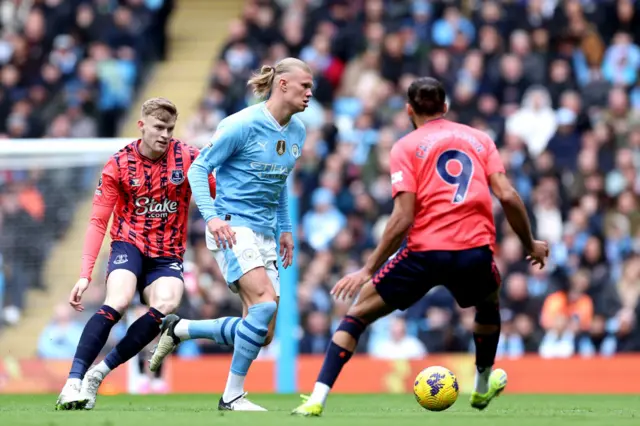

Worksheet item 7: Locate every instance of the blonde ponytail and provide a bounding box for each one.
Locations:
[247,58,312,100]
[247,65,276,99]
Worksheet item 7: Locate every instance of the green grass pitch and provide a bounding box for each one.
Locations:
[1,394,639,426]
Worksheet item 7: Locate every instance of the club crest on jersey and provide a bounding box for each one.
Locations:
[131,178,141,187]
[276,139,286,155]
[170,169,185,185]
[291,144,300,158]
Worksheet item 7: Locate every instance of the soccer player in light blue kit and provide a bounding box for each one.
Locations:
[148,57,313,411]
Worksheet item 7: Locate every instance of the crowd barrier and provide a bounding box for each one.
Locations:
[1,354,639,394]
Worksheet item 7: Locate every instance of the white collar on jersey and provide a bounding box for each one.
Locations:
[261,102,291,132]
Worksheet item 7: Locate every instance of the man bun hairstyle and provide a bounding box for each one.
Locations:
[247,57,312,99]
[407,77,446,116]
[247,65,277,99]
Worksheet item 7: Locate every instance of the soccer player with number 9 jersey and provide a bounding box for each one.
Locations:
[292,77,550,417]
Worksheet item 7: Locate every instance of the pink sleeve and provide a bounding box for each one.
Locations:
[192,147,216,198]
[485,136,506,177]
[389,142,417,197]
[208,174,216,198]
[80,160,118,281]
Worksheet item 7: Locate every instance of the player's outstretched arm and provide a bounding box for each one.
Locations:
[332,192,415,300]
[489,172,533,251]
[363,192,415,275]
[489,172,548,267]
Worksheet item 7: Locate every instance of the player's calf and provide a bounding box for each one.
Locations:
[291,315,368,417]
[150,298,278,373]
[225,301,277,396]
[57,271,137,410]
[262,297,279,347]
[472,299,501,395]
[78,277,181,409]
[295,281,393,416]
[77,307,167,409]
[56,304,122,410]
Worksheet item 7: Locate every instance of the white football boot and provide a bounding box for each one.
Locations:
[149,314,181,372]
[78,366,105,409]
[218,393,267,411]
[55,379,85,410]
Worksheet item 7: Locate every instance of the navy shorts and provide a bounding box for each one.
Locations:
[106,241,184,302]
[372,245,501,310]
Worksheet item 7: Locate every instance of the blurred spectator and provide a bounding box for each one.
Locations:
[538,314,576,359]
[302,187,346,251]
[370,316,426,359]
[37,303,84,359]
[169,0,640,357]
[505,86,557,158]
[21,0,640,357]
[299,310,332,354]
[0,0,175,329]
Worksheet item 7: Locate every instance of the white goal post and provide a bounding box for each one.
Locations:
[0,138,134,170]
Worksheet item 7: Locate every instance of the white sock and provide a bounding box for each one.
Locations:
[309,382,331,406]
[66,378,81,389]
[222,372,245,402]
[474,367,491,394]
[173,319,191,340]
[93,360,112,378]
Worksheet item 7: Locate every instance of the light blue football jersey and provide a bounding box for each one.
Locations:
[188,102,306,237]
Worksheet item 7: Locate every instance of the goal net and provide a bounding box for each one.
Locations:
[0,138,130,327]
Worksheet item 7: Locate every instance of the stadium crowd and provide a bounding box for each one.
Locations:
[6,0,640,363]
[0,0,174,328]
[178,0,640,359]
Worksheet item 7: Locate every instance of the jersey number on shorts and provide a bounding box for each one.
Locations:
[436,150,473,204]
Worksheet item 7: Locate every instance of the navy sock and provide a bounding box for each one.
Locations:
[474,304,501,369]
[69,305,121,379]
[104,308,165,370]
[473,329,500,369]
[317,341,353,388]
[316,315,367,388]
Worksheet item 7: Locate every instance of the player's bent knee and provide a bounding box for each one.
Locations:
[152,299,180,316]
[336,315,368,341]
[103,297,131,314]
[104,270,137,313]
[147,277,184,315]
[253,300,277,319]
[238,267,277,305]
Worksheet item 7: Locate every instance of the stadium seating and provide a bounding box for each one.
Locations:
[183,0,640,357]
[3,0,640,360]
[0,0,173,329]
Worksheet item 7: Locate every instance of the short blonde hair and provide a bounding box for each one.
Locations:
[141,97,178,121]
[247,57,312,99]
